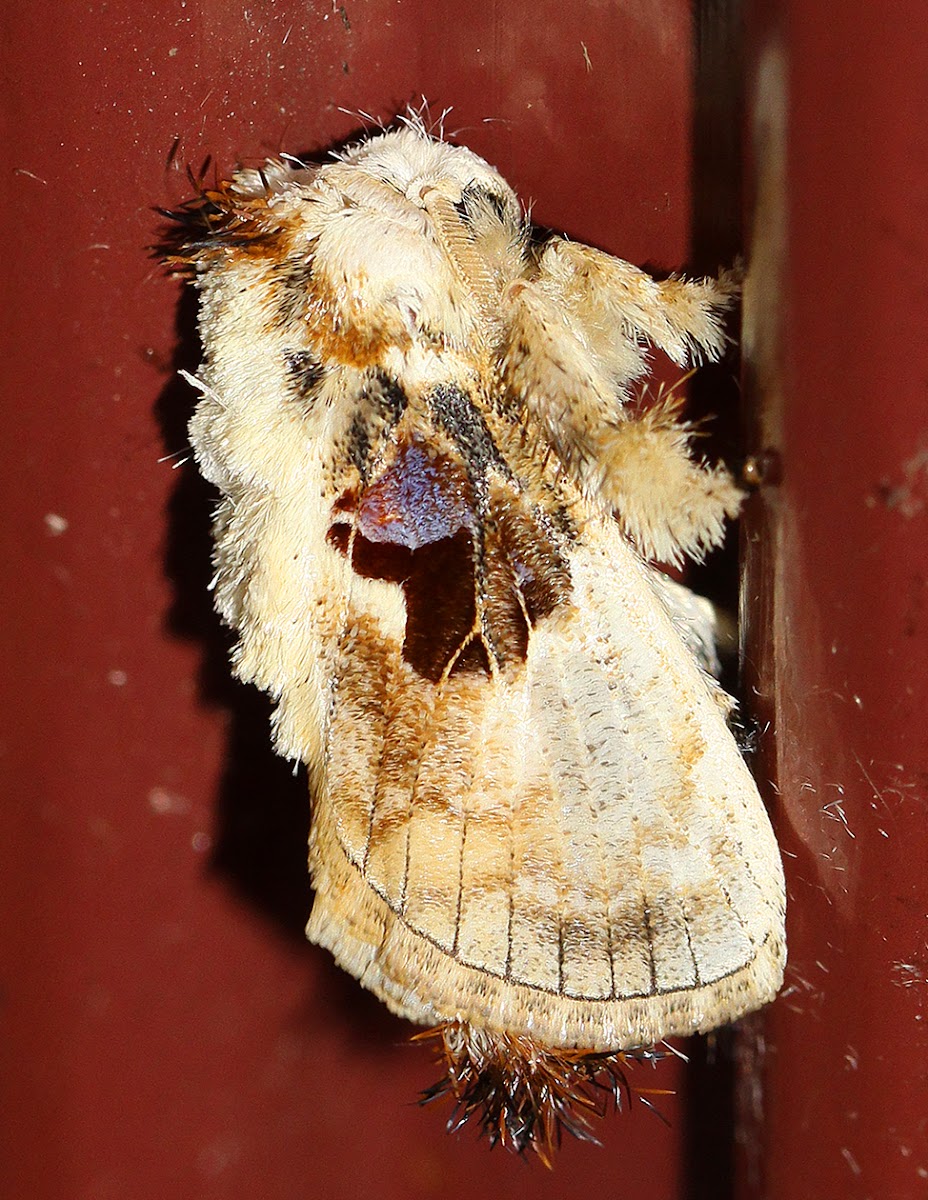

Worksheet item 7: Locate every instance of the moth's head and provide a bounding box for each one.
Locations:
[338,126,521,225]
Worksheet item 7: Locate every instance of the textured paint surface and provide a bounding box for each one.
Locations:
[0,1,711,1197]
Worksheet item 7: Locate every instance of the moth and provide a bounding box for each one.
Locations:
[167,117,786,1159]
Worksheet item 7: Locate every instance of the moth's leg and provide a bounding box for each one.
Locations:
[502,281,743,565]
[525,241,742,564]
[534,239,740,371]
[500,277,721,567]
[501,278,620,491]
[594,389,744,564]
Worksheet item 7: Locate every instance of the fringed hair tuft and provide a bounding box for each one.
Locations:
[416,1021,667,1167]
[158,165,295,271]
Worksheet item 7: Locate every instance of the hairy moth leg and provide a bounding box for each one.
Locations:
[501,279,620,485]
[535,239,740,372]
[505,242,742,563]
[540,241,744,563]
[597,387,745,565]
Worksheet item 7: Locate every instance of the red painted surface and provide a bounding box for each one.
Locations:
[0,3,726,1198]
[740,1,928,1197]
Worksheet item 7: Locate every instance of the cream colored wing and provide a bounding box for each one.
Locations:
[307,507,785,1053]
[178,122,782,1057]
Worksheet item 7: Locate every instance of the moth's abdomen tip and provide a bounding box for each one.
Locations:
[415,1020,665,1163]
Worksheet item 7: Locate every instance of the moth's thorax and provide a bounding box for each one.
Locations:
[226,133,524,365]
[337,127,518,217]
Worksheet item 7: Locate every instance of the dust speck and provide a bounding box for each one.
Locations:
[148,787,190,815]
[44,513,69,536]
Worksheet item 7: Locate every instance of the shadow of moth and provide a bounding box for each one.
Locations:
[167,117,785,1159]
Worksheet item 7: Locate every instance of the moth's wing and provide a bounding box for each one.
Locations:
[649,573,726,679]
[307,503,785,1052]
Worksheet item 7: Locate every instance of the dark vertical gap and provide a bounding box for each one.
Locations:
[688,0,745,618]
[685,3,744,1199]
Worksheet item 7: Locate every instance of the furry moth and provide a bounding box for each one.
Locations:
[167,119,786,1158]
